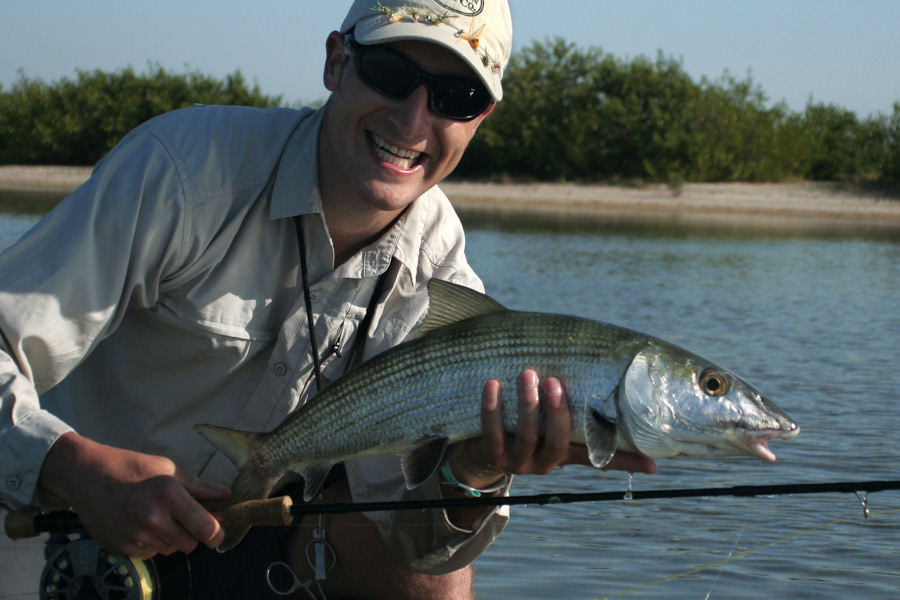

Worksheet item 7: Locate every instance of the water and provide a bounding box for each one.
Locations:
[1,203,899,598]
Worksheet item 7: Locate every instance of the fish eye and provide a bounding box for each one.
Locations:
[699,369,729,397]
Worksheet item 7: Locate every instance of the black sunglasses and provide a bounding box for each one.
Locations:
[343,35,494,122]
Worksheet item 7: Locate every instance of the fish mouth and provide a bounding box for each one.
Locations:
[736,423,800,462]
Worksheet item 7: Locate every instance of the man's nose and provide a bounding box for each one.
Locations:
[388,84,432,132]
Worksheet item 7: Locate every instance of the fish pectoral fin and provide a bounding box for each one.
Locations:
[300,463,334,503]
[401,438,449,489]
[585,409,617,469]
[419,280,507,336]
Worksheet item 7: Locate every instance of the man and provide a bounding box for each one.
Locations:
[0,1,654,598]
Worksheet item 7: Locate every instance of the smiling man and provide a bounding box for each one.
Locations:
[318,7,502,266]
[0,1,654,599]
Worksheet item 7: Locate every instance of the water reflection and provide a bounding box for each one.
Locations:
[0,189,67,216]
[458,206,900,242]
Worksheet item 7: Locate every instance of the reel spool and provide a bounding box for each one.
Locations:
[40,538,157,600]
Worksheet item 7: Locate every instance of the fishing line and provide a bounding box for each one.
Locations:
[701,515,749,600]
[593,506,900,600]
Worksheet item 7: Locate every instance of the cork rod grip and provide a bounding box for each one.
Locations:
[208,495,294,528]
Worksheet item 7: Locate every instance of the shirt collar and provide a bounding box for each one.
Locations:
[269,106,324,221]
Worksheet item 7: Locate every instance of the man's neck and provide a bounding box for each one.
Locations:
[323,202,405,266]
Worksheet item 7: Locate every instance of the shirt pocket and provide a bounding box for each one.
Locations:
[156,292,284,342]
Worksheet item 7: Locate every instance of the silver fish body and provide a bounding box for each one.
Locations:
[197,280,798,550]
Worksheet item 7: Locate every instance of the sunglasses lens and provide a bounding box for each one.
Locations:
[429,79,493,121]
[358,48,420,98]
[352,40,492,121]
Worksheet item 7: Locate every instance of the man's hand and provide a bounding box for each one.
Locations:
[451,369,657,491]
[38,432,231,559]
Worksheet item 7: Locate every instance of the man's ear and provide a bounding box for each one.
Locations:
[323,31,348,92]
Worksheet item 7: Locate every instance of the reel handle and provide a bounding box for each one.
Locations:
[5,495,294,539]
[4,507,43,539]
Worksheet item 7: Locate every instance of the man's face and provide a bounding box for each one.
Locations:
[319,32,493,216]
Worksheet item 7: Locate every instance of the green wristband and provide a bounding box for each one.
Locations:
[440,462,509,498]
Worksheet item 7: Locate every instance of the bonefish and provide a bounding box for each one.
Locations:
[197,279,799,551]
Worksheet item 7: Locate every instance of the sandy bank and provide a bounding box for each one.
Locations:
[2,165,899,228]
[441,181,900,228]
[0,166,94,192]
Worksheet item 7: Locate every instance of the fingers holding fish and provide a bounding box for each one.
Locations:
[442,379,512,494]
[479,378,506,466]
[480,371,653,477]
[509,369,543,470]
[505,370,573,474]
[473,369,580,477]
[532,374,574,474]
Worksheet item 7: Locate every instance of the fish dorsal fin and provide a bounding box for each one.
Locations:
[419,280,507,336]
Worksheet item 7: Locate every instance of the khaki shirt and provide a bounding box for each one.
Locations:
[0,105,507,572]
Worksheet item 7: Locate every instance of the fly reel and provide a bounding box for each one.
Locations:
[40,537,157,600]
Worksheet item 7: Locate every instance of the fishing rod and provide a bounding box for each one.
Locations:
[277,477,900,516]
[7,478,900,540]
[6,479,898,600]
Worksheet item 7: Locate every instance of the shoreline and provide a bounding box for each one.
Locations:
[441,181,900,229]
[2,165,900,228]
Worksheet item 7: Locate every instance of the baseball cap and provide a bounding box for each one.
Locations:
[340,0,513,101]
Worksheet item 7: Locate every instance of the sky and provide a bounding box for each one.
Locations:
[2,0,899,118]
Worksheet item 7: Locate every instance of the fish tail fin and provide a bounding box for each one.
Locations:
[194,424,259,470]
[194,424,277,552]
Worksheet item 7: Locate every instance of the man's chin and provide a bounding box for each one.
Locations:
[363,177,432,212]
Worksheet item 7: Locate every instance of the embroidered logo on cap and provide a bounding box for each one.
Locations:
[435,0,484,17]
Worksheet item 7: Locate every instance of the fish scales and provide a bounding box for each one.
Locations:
[264,312,642,468]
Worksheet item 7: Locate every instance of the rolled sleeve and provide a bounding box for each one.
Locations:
[346,456,510,575]
[396,476,511,574]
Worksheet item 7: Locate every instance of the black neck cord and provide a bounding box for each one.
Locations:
[293,216,390,391]
[295,216,325,392]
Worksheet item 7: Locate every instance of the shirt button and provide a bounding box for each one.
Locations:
[6,475,21,491]
[273,362,288,377]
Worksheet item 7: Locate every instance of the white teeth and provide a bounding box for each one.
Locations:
[371,133,422,169]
